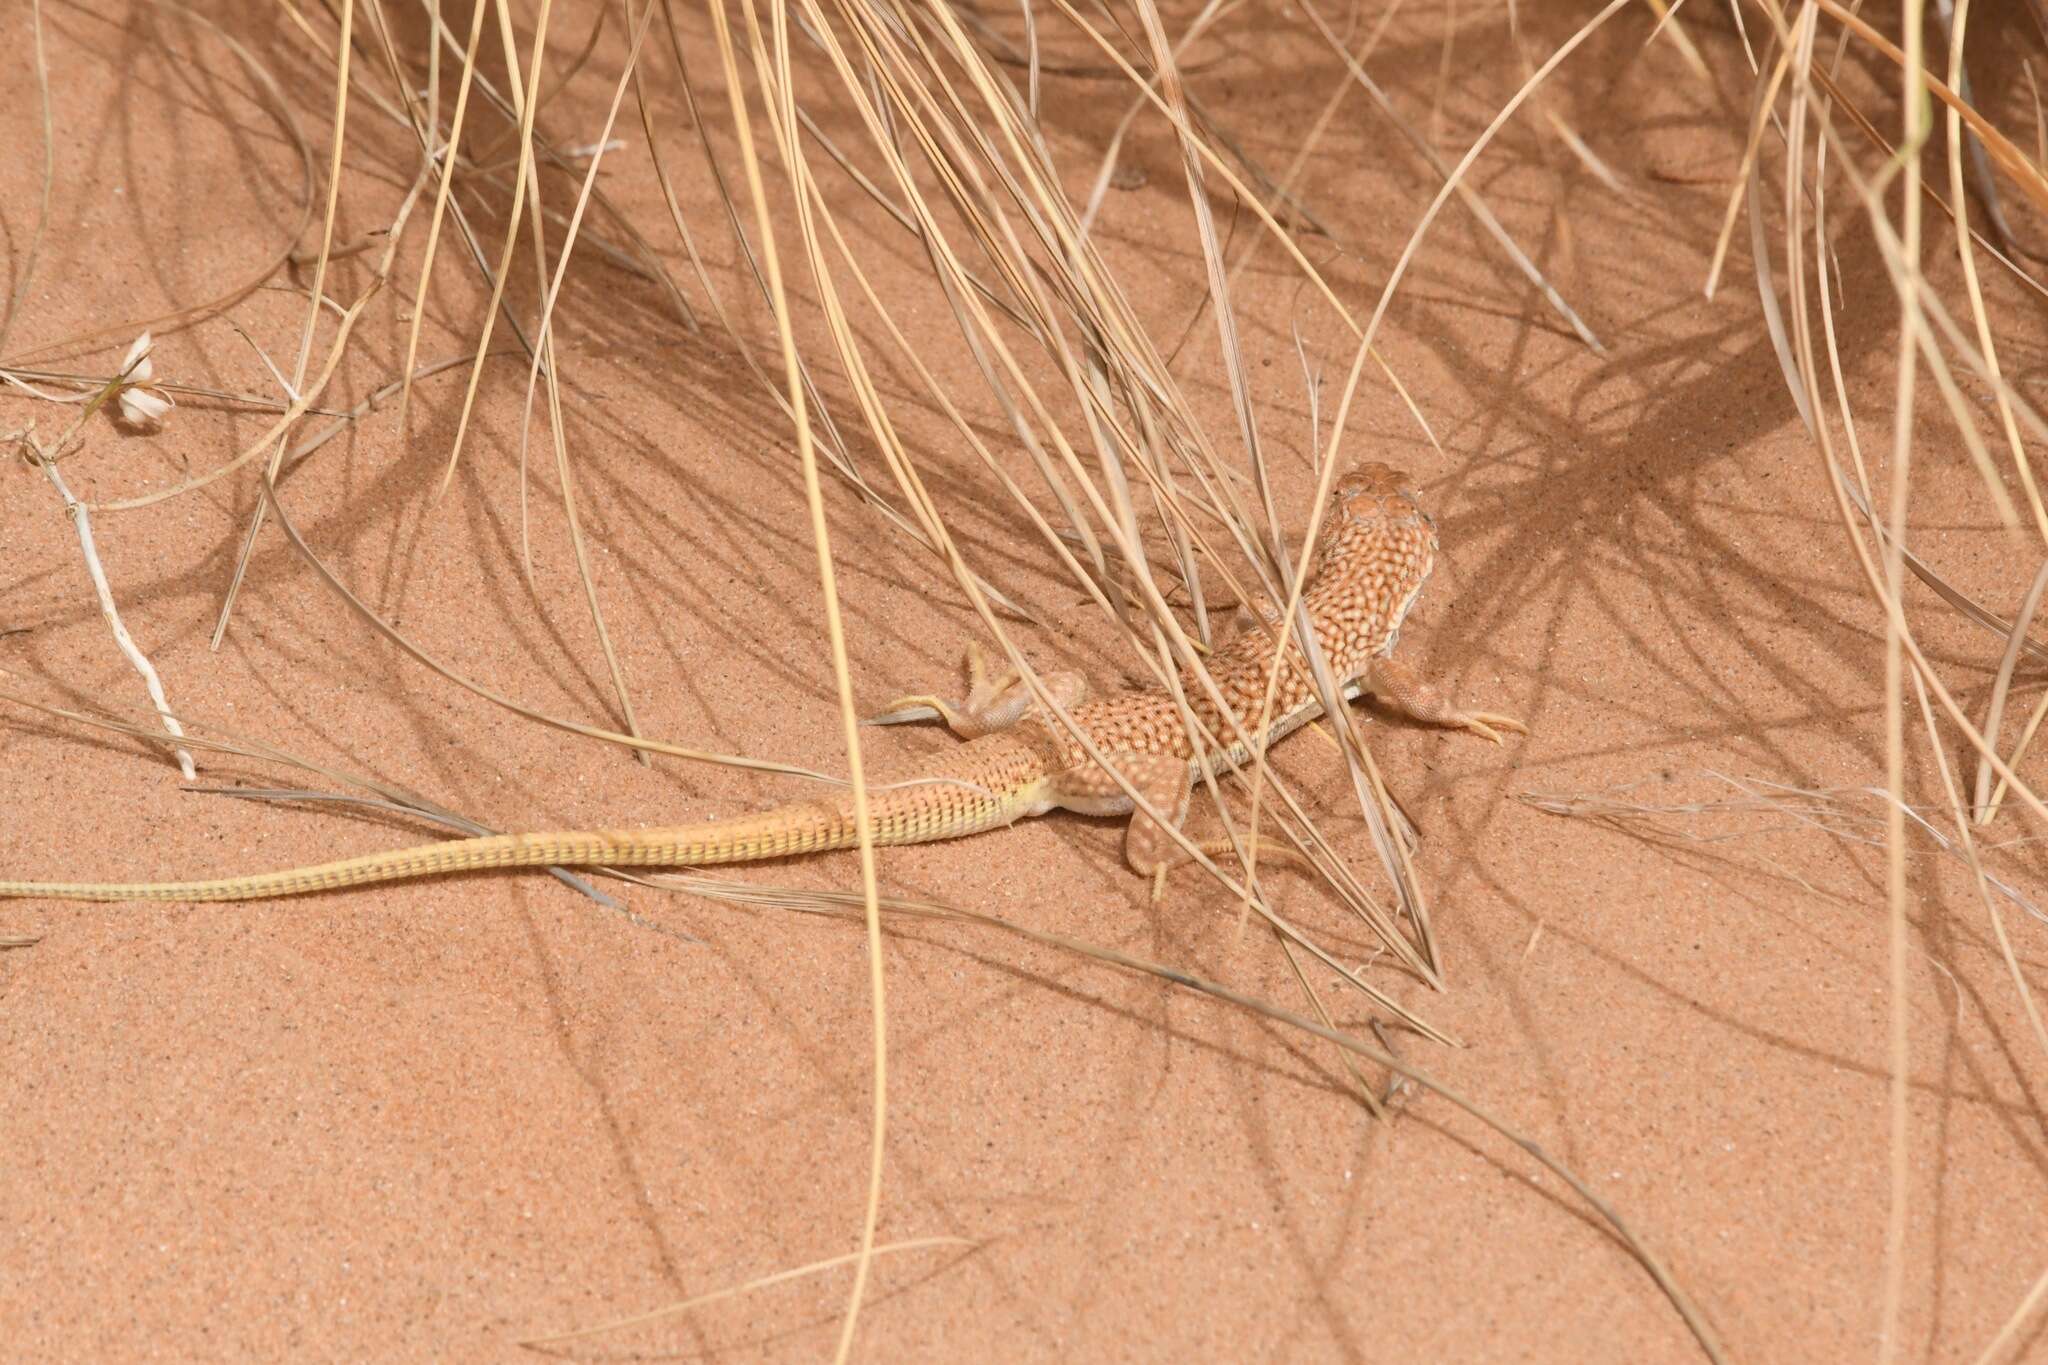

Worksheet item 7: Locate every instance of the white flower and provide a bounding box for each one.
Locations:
[119,332,154,383]
[119,385,172,427]
[113,333,173,429]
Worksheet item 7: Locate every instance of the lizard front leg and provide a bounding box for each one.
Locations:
[1365,655,1527,745]
[867,639,1087,739]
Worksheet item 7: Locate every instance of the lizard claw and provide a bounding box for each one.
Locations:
[867,642,1026,733]
[1455,712,1528,745]
[872,644,1090,740]
[864,695,959,728]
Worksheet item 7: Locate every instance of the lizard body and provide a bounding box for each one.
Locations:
[0,462,1521,903]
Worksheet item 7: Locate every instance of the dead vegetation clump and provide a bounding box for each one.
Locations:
[4,0,2048,1359]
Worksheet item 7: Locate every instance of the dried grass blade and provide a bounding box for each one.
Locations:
[1971,561,2048,821]
[705,0,890,1353]
[705,881,1726,1364]
[519,1236,971,1346]
[207,0,362,649]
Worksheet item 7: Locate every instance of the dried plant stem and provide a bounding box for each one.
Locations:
[715,883,1728,1365]
[0,0,53,361]
[435,0,558,497]
[519,1235,970,1346]
[398,0,489,428]
[1944,0,2048,546]
[1972,561,2048,821]
[207,0,357,651]
[35,459,195,781]
[706,0,888,1356]
[1975,1261,2048,1365]
[1879,1,1930,1356]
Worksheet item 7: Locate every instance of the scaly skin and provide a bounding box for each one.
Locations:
[0,462,1522,903]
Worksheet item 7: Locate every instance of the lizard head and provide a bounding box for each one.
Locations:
[1331,460,1413,500]
[1328,461,1428,532]
[1316,457,1437,586]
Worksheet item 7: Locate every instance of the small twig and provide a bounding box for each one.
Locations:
[1521,773,2047,926]
[1369,1019,1413,1111]
[0,364,337,415]
[520,1236,972,1346]
[28,447,196,780]
[0,0,54,361]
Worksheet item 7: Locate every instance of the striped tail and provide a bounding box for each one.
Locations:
[0,762,1044,903]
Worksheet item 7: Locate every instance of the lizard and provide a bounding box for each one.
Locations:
[0,461,1523,904]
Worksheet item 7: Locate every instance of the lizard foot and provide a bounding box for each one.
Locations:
[1150,836,1315,904]
[1449,711,1528,746]
[1365,656,1527,746]
[866,640,1086,739]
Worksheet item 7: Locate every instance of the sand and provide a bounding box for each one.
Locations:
[4,2,2046,1359]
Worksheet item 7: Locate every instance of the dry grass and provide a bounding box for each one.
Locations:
[6,0,2048,1358]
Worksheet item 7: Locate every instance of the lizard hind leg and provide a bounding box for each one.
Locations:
[1043,749,1197,893]
[867,639,1087,739]
[1052,753,1308,904]
[1365,655,1528,745]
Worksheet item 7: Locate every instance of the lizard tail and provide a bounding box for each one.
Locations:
[0,777,1036,904]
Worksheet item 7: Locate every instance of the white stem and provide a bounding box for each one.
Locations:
[40,459,196,781]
